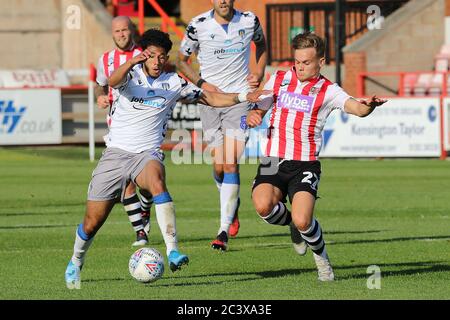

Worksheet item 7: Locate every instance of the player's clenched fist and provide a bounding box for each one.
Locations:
[129,49,152,66]
[97,95,110,109]
[246,109,264,128]
[246,73,262,91]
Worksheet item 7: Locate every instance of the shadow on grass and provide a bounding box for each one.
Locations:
[0,203,85,217]
[83,260,449,287]
[331,235,450,246]
[181,229,387,244]
[0,224,75,230]
[9,146,104,161]
[223,234,450,252]
[335,263,450,281]
[0,211,77,218]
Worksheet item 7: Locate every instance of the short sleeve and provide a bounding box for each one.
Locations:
[114,73,132,92]
[326,83,352,112]
[179,21,199,57]
[96,55,108,86]
[252,15,265,43]
[254,73,276,111]
[178,75,203,103]
[112,66,137,91]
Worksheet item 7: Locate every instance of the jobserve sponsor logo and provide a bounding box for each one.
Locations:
[214,42,245,59]
[131,96,167,110]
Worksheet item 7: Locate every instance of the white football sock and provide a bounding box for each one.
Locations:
[214,172,223,192]
[71,224,94,267]
[218,173,240,235]
[154,192,178,256]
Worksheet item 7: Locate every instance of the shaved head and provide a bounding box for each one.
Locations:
[112,16,132,30]
[111,16,134,51]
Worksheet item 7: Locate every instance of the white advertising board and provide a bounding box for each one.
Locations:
[444,98,450,151]
[320,98,441,157]
[0,69,70,88]
[0,89,62,145]
[168,102,202,130]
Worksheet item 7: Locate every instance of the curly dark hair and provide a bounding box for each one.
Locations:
[138,29,173,53]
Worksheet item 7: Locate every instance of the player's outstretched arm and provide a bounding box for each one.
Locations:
[197,90,272,108]
[344,95,388,117]
[108,49,151,88]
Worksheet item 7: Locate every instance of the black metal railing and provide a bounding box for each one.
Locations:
[266,0,409,65]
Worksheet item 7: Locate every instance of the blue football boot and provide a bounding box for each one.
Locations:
[168,250,189,272]
[65,260,81,289]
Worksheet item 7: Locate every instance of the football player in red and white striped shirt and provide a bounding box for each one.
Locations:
[247,32,386,281]
[94,16,152,247]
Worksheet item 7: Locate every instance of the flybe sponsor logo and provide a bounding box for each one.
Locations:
[0,100,26,134]
[0,99,56,136]
[277,91,314,113]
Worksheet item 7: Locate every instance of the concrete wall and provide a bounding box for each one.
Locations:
[61,0,113,73]
[0,0,62,69]
[0,0,113,80]
[343,0,445,96]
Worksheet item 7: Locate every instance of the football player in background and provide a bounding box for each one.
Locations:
[177,0,267,251]
[95,16,153,246]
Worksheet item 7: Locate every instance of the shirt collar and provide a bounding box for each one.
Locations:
[211,9,237,22]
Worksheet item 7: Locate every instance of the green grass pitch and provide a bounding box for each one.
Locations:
[0,147,449,300]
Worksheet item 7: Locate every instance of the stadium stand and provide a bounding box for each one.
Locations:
[0,0,447,157]
[403,73,418,96]
[398,45,450,97]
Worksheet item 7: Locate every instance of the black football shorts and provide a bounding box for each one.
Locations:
[252,157,321,203]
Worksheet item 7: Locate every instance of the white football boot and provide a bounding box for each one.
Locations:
[289,221,307,256]
[132,230,148,247]
[313,252,335,281]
